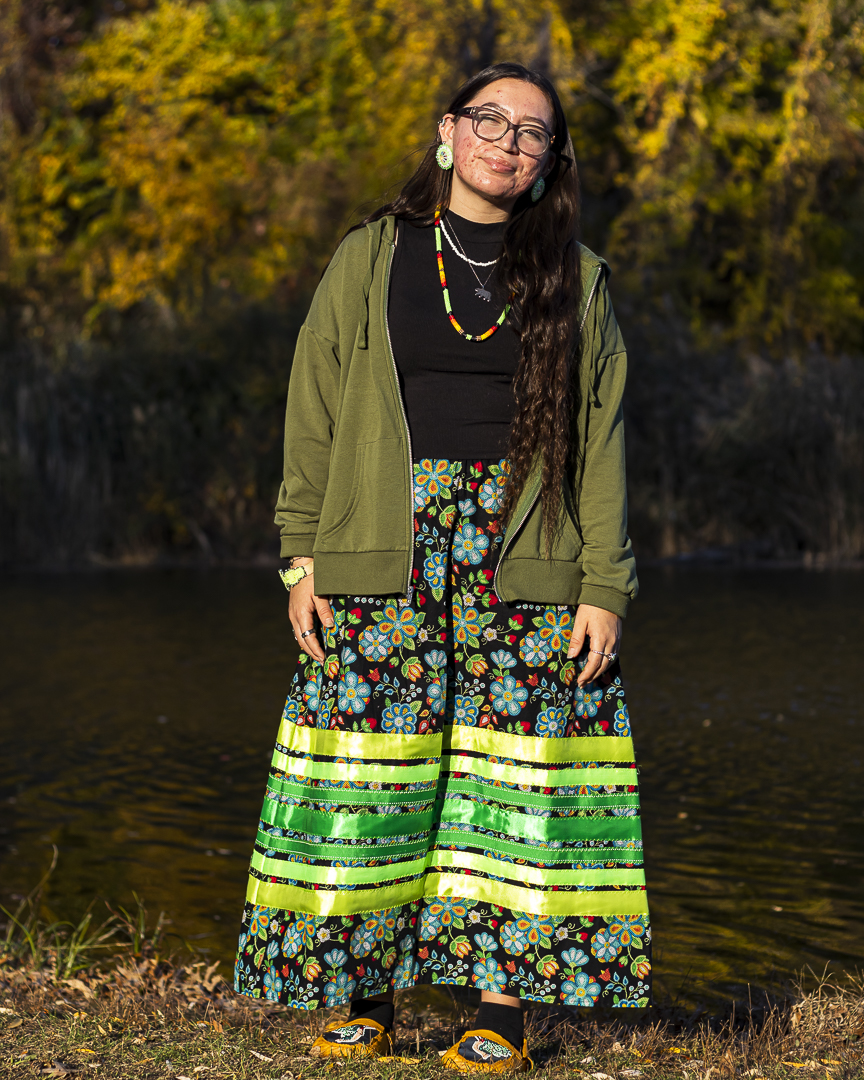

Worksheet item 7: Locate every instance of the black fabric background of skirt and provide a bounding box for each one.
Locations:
[234,458,651,1009]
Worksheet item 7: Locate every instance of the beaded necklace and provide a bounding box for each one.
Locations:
[434,205,511,341]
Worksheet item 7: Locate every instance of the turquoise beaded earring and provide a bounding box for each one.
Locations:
[531,176,545,203]
[436,143,454,170]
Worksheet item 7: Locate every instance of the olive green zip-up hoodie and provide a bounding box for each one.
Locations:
[275,215,637,617]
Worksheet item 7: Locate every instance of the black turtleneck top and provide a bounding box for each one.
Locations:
[387,211,520,460]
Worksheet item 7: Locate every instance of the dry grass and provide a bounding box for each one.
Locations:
[2,872,863,1079]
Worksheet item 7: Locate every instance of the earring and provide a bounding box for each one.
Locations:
[531,176,546,203]
[436,143,454,171]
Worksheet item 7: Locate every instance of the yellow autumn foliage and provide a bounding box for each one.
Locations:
[2,0,863,352]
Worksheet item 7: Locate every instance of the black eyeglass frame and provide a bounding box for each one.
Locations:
[450,106,556,159]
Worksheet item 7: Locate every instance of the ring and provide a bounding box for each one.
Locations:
[300,629,316,639]
[590,649,618,662]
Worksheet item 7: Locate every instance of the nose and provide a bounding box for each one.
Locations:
[494,129,518,153]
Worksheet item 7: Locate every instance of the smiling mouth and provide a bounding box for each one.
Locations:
[482,156,516,174]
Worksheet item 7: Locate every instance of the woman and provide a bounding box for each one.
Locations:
[234,62,650,1072]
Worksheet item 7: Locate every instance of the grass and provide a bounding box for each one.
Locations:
[2,868,863,1079]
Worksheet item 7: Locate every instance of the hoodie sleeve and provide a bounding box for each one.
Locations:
[274,323,341,558]
[575,272,638,617]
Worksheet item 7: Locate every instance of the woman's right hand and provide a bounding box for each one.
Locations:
[288,558,335,663]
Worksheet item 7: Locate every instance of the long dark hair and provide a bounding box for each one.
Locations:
[357,62,581,554]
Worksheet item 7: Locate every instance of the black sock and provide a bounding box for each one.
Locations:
[347,996,395,1032]
[472,1000,524,1050]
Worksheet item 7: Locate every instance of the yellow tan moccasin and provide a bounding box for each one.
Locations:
[309,1017,393,1059]
[440,1029,534,1073]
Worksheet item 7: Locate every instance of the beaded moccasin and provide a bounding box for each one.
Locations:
[440,1029,534,1073]
[308,1017,394,1059]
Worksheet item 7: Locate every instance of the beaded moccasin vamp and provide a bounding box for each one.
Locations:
[309,1017,393,1058]
[441,1029,534,1073]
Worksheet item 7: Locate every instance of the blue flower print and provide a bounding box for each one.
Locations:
[315,698,333,728]
[536,607,573,651]
[341,646,358,665]
[574,685,604,718]
[424,649,447,669]
[536,707,567,738]
[519,631,551,666]
[323,970,356,1006]
[281,924,303,958]
[358,626,391,661]
[591,928,622,962]
[419,908,442,941]
[453,695,479,726]
[472,956,507,991]
[423,551,447,591]
[303,677,320,711]
[561,971,601,1005]
[500,922,529,955]
[473,932,497,951]
[282,696,302,724]
[458,498,477,517]
[263,966,283,1000]
[490,674,529,716]
[614,702,631,735]
[478,474,506,512]
[426,678,446,715]
[561,948,589,967]
[393,951,419,988]
[413,459,454,507]
[322,948,349,968]
[453,523,489,565]
[381,702,418,733]
[338,671,371,714]
[489,649,517,669]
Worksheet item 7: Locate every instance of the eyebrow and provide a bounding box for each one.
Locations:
[476,102,551,130]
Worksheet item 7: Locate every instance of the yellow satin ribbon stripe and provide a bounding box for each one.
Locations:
[428,872,650,917]
[442,756,638,789]
[246,870,649,918]
[444,727,636,764]
[250,845,646,889]
[277,719,444,762]
[271,752,439,784]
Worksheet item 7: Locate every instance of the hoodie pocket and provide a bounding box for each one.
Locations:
[316,438,407,551]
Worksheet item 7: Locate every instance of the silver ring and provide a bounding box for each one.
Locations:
[300,629,315,639]
[590,649,618,662]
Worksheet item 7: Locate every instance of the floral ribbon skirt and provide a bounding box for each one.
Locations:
[234,458,651,1009]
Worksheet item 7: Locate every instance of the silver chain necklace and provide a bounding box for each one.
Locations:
[444,215,500,302]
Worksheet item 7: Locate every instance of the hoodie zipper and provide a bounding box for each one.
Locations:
[492,264,603,601]
[382,237,416,602]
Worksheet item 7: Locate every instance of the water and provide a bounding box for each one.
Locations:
[1,567,862,1009]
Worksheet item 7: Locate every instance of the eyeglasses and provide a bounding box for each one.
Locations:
[452,106,554,158]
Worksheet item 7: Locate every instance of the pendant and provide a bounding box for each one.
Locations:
[475,288,491,302]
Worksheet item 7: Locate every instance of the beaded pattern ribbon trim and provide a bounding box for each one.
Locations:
[434,206,511,341]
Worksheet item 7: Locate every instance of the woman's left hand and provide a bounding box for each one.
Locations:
[567,604,622,687]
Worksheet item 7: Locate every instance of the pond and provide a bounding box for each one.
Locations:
[1,566,862,1011]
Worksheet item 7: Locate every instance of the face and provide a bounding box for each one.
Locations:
[439,78,556,212]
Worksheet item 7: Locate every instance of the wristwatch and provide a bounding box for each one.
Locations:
[279,561,313,591]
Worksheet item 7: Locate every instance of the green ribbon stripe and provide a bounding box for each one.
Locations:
[266,776,436,807]
[256,832,429,860]
[439,799,642,844]
[251,845,646,888]
[443,778,639,810]
[271,753,439,784]
[442,756,637,789]
[260,796,435,839]
[247,871,649,918]
[433,830,644,864]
